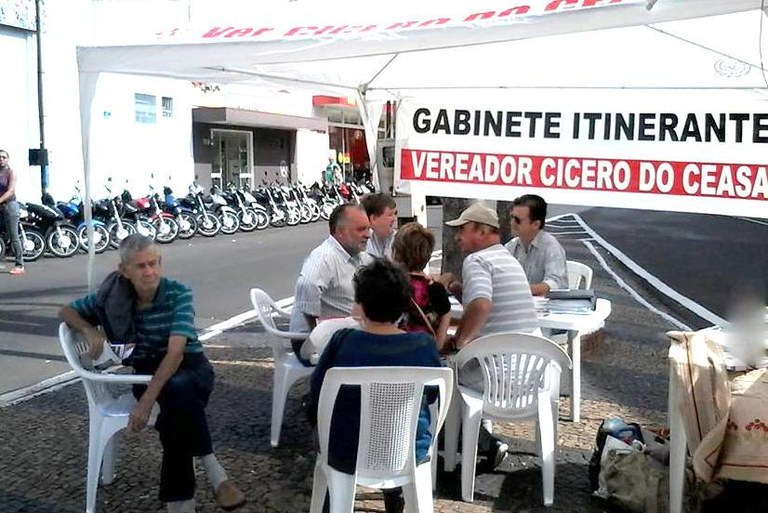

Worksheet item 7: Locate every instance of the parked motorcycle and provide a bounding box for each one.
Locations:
[163,186,198,239]
[181,184,221,237]
[25,198,79,258]
[0,203,46,262]
[52,185,111,254]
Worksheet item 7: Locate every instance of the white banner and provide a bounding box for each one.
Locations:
[395,91,768,218]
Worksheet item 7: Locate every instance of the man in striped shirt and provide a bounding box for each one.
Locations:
[60,235,244,513]
[444,203,539,468]
[289,205,373,362]
[446,203,539,348]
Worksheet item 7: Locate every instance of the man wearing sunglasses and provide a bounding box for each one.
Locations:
[505,194,567,296]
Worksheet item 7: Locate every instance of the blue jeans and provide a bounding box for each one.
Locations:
[133,352,215,502]
[2,200,23,267]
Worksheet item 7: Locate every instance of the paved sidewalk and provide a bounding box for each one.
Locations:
[0,240,699,512]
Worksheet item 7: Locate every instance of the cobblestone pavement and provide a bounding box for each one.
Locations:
[0,240,743,513]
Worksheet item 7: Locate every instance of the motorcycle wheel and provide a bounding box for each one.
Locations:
[196,213,221,237]
[286,207,301,226]
[310,204,322,223]
[78,224,110,254]
[21,228,45,262]
[320,202,335,220]
[270,211,287,228]
[135,219,157,240]
[177,213,198,239]
[218,211,240,235]
[107,220,137,249]
[153,216,179,244]
[46,225,80,258]
[0,237,5,259]
[254,208,270,230]
[299,205,312,224]
[238,208,259,232]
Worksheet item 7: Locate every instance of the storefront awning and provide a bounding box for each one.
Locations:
[193,107,327,132]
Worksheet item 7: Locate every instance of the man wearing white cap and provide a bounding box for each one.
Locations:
[445,203,538,347]
[443,202,539,467]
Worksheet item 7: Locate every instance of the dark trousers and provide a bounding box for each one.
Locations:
[133,352,215,502]
[2,201,23,267]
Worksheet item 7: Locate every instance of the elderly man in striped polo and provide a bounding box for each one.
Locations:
[60,234,244,513]
[289,204,373,363]
[443,203,539,469]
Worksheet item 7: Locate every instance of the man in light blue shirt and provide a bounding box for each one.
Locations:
[505,194,567,296]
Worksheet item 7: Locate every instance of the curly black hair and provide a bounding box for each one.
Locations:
[353,258,412,322]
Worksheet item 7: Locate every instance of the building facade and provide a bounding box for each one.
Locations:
[1,0,373,207]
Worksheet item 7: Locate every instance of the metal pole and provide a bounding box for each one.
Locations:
[35,0,48,192]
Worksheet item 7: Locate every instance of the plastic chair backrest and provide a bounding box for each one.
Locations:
[317,366,453,482]
[566,260,593,290]
[58,322,114,414]
[249,288,307,358]
[453,333,572,419]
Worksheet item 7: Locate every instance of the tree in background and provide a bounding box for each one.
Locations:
[440,197,471,277]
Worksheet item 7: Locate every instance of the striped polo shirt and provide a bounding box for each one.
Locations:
[462,243,539,337]
[70,277,201,354]
[289,236,373,333]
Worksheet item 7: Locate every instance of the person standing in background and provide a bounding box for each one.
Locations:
[0,150,25,275]
[362,192,397,259]
[323,153,342,186]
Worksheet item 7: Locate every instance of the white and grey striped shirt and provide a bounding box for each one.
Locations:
[289,236,373,333]
[462,244,539,338]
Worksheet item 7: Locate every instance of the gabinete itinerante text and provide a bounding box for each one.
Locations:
[411,108,768,144]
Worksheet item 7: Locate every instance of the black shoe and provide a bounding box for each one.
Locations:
[490,440,509,469]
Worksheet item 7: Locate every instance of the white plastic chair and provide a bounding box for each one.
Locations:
[59,322,156,513]
[309,366,453,513]
[444,333,572,505]
[249,287,312,447]
[566,260,593,290]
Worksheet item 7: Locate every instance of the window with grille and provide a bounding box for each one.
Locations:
[162,96,174,118]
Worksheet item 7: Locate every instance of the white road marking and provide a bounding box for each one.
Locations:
[582,240,691,331]
[0,371,78,409]
[736,216,768,227]
[572,213,727,327]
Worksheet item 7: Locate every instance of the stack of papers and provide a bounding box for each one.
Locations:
[548,299,595,314]
[533,297,549,313]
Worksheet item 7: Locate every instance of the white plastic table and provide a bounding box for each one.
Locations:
[450,297,611,422]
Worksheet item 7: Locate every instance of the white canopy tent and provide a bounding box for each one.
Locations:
[76,0,768,283]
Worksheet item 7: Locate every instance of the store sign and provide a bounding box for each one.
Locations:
[0,0,37,31]
[395,92,768,218]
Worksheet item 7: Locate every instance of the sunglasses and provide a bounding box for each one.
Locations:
[512,215,527,224]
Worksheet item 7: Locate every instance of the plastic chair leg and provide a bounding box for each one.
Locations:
[413,462,435,513]
[460,400,483,503]
[537,391,555,506]
[443,393,461,472]
[309,460,328,513]
[270,364,292,447]
[100,434,118,485]
[86,418,108,513]
[326,467,357,513]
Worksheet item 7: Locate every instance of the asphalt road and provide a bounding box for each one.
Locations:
[0,222,328,395]
[1,205,765,397]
